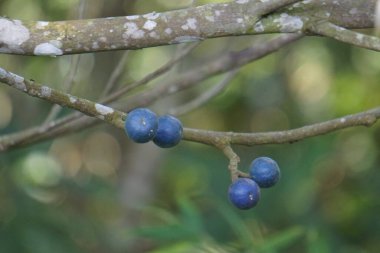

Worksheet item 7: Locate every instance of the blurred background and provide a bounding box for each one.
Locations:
[0,0,380,252]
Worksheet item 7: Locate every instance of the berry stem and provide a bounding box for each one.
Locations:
[219,145,249,182]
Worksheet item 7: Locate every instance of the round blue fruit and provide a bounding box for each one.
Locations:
[228,178,260,210]
[124,108,158,143]
[153,115,183,148]
[249,157,280,188]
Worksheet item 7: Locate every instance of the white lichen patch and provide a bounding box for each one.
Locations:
[36,21,49,29]
[123,22,145,39]
[49,40,62,48]
[0,18,30,52]
[143,20,157,30]
[14,81,27,92]
[205,16,215,22]
[274,13,303,32]
[165,28,173,35]
[356,33,364,42]
[187,18,197,30]
[34,42,63,56]
[143,12,160,20]
[95,103,114,115]
[236,0,248,3]
[92,42,99,49]
[9,72,26,91]
[98,36,107,43]
[40,85,52,97]
[149,31,159,39]
[181,18,197,31]
[254,21,264,32]
[126,15,140,20]
[68,95,77,104]
[236,18,243,23]
[215,10,221,16]
[10,72,24,84]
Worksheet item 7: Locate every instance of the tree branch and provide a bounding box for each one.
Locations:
[310,22,380,52]
[0,67,126,130]
[0,0,375,56]
[0,67,379,153]
[182,108,380,146]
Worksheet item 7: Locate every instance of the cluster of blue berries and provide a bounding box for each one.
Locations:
[124,108,183,148]
[228,157,280,210]
[125,108,279,210]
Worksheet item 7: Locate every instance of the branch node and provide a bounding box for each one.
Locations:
[218,144,249,182]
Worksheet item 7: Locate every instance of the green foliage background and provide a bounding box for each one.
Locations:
[0,0,380,252]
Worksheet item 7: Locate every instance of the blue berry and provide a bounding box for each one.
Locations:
[249,157,280,188]
[124,108,158,143]
[228,178,260,210]
[153,115,183,148]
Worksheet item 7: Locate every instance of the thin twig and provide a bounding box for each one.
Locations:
[43,0,87,123]
[0,67,125,130]
[310,22,380,51]
[123,34,303,111]
[169,70,238,116]
[100,51,130,97]
[43,55,81,123]
[103,42,199,104]
[183,108,380,146]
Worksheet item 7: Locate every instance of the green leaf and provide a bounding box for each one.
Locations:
[307,228,332,253]
[258,226,304,253]
[216,201,257,249]
[178,197,203,235]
